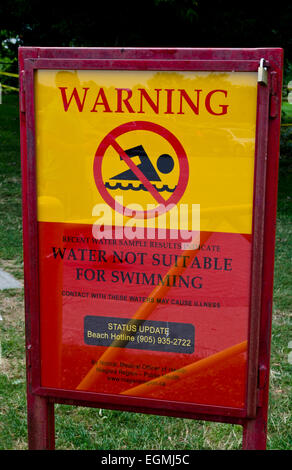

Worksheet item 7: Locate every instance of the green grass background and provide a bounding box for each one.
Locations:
[0,93,291,450]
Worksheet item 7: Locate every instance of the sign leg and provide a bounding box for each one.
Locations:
[27,393,55,450]
[242,409,268,450]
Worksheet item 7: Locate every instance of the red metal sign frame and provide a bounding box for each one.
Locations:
[19,47,283,450]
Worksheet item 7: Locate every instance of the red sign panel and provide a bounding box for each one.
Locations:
[19,47,283,449]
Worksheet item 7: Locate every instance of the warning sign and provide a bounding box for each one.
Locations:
[31,66,259,409]
[20,47,283,450]
[35,69,257,236]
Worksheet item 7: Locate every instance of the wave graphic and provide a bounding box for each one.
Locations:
[105,182,177,193]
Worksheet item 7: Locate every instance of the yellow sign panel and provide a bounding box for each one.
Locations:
[35,69,257,234]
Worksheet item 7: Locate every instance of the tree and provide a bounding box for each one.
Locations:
[0,0,291,65]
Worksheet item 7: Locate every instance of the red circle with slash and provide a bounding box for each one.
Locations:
[93,121,189,219]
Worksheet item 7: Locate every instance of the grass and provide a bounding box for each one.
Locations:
[0,92,22,268]
[282,102,292,124]
[0,93,291,450]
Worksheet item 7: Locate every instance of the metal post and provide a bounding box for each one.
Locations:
[27,392,55,450]
[242,412,268,450]
[242,371,269,450]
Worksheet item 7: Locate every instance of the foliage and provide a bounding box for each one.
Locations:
[0,0,291,65]
[279,126,292,174]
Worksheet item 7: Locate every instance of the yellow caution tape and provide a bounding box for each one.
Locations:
[0,71,19,78]
[1,83,19,91]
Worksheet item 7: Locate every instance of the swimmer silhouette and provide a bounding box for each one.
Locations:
[110,145,174,181]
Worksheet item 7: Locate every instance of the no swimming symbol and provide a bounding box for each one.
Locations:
[93,121,189,218]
